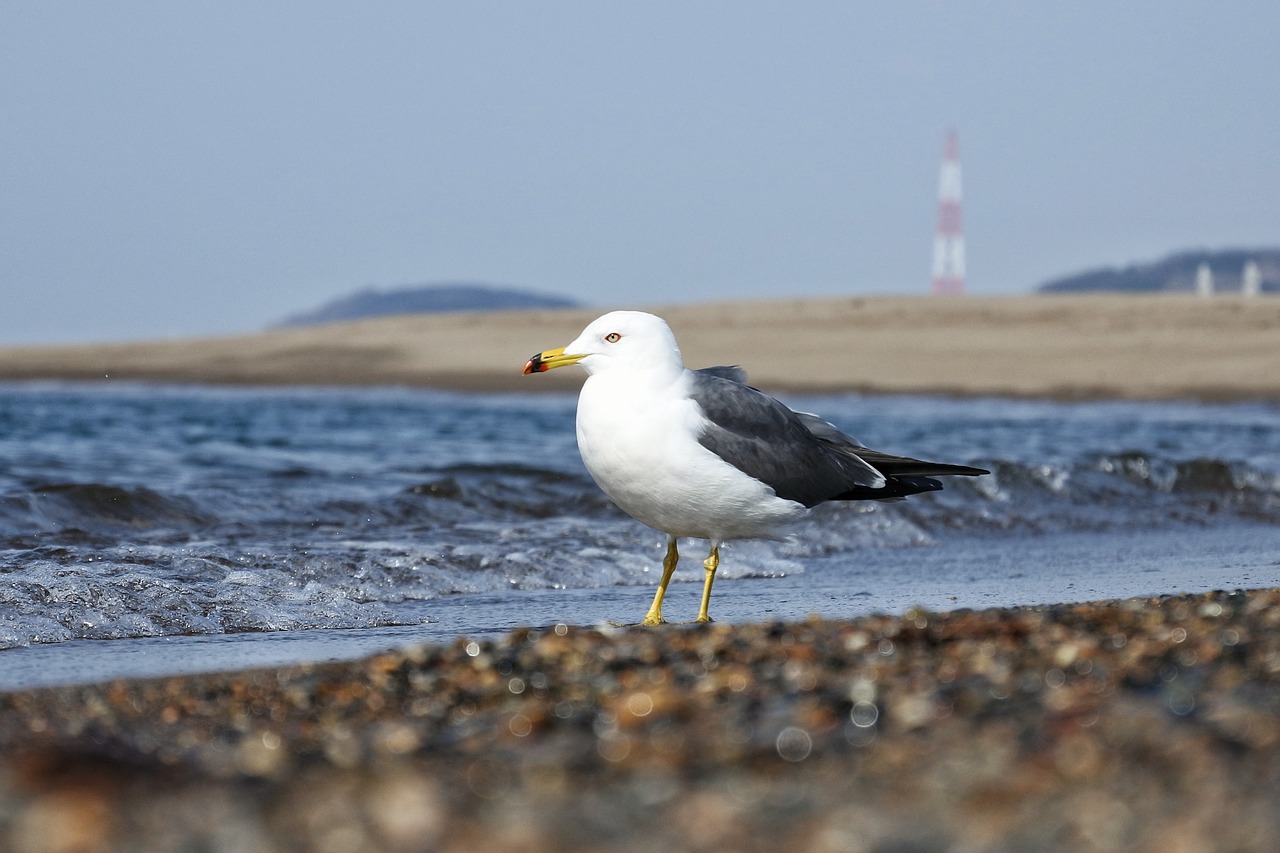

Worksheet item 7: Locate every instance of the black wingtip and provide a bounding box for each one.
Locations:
[830,475,944,502]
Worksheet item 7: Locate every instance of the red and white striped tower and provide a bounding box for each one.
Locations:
[931,130,966,295]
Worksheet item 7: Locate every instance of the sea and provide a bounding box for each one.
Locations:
[1,382,1278,690]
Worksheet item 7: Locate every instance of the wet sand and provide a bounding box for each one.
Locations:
[4,588,1280,851]
[2,294,1279,400]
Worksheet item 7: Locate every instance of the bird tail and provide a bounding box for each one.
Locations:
[849,448,990,479]
[828,449,988,502]
[832,474,945,502]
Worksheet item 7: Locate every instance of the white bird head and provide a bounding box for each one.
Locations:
[522,311,684,378]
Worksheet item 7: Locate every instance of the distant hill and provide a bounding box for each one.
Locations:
[1038,248,1280,294]
[274,283,580,328]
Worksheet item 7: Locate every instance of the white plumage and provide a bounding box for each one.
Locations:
[568,316,806,543]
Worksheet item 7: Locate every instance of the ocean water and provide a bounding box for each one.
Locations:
[1,382,1278,689]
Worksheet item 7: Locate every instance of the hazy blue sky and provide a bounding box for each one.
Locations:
[3,2,1277,344]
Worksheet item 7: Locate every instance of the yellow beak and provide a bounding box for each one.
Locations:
[522,346,585,375]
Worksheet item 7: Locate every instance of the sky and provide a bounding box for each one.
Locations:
[2,2,1278,345]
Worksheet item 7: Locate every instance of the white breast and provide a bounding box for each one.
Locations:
[574,369,806,541]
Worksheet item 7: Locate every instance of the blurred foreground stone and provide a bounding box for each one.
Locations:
[4,588,1280,852]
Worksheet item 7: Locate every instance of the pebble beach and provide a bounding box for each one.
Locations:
[5,587,1280,852]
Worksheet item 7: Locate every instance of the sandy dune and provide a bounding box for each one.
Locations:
[2,294,1278,400]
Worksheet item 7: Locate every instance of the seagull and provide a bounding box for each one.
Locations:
[522,310,989,625]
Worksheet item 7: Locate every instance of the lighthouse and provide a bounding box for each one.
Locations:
[931,130,966,295]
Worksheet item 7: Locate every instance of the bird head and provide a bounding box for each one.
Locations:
[522,311,684,378]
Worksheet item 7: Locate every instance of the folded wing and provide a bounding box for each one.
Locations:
[689,367,988,507]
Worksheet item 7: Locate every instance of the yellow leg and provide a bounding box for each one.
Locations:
[641,538,679,626]
[695,543,720,623]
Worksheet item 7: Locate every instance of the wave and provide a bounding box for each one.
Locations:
[5,483,215,534]
[0,454,1276,649]
[6,453,1275,538]
[917,453,1280,533]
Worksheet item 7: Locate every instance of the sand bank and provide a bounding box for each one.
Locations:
[2,588,1278,851]
[2,294,1278,400]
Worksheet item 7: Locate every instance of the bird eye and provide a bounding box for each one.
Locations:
[604,332,621,343]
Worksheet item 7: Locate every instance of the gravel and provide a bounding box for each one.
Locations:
[4,588,1280,852]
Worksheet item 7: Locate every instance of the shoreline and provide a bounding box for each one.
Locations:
[1,294,1278,401]
[4,294,1280,848]
[3,586,1280,850]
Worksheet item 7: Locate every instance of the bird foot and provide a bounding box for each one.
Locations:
[640,612,666,627]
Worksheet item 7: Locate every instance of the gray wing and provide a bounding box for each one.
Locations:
[696,368,868,449]
[791,411,867,449]
[686,370,887,507]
